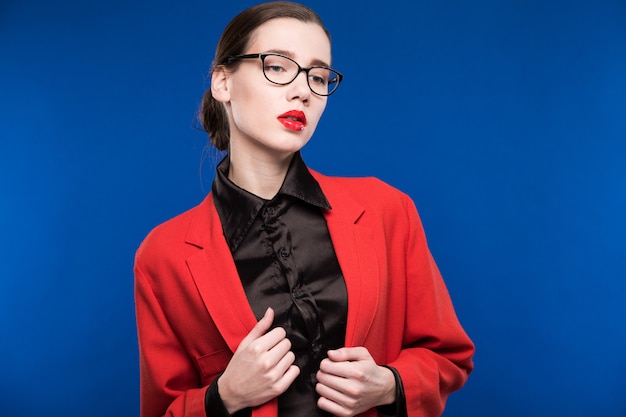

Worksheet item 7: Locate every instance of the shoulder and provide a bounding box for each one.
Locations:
[310,169,414,210]
[310,170,429,249]
[135,196,212,266]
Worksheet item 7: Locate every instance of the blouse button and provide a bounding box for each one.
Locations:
[279,247,290,258]
[292,290,303,299]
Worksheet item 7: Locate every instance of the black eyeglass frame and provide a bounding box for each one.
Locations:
[221,53,344,96]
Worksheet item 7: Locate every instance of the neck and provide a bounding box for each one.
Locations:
[227,150,295,200]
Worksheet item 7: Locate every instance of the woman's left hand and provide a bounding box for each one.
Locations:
[315,347,396,417]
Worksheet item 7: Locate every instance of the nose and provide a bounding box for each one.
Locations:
[287,70,311,102]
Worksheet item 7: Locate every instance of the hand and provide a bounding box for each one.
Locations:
[218,307,300,413]
[315,347,396,417]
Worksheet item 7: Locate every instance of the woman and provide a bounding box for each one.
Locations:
[134,2,475,417]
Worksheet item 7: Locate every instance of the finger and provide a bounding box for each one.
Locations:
[273,349,296,374]
[316,380,352,404]
[266,339,298,378]
[316,385,355,416]
[316,395,345,417]
[273,351,298,383]
[267,334,292,357]
[318,357,355,379]
[284,364,300,383]
[252,326,289,353]
[249,336,292,372]
[327,346,370,362]
[316,369,351,393]
[239,307,275,348]
[274,364,300,394]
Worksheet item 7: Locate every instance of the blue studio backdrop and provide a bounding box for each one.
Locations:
[1,0,625,416]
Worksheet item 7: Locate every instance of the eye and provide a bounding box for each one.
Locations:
[309,74,327,86]
[309,68,330,86]
[265,63,286,73]
[263,55,294,74]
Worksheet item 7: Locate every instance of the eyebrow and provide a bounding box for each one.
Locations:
[264,49,331,68]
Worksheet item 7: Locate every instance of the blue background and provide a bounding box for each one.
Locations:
[1,0,625,416]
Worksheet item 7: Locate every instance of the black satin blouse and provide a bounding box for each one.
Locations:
[207,152,348,417]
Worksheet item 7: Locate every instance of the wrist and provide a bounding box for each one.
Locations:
[205,374,233,417]
[217,375,240,415]
[380,365,397,405]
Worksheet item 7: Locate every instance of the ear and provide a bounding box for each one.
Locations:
[211,66,231,103]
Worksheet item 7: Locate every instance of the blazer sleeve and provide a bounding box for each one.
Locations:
[134,249,208,417]
[386,193,475,417]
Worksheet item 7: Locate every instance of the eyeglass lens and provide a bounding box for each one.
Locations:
[261,54,340,96]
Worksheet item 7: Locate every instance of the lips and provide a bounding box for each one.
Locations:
[277,110,307,131]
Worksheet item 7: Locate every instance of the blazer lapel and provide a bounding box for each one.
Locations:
[184,195,257,353]
[315,173,380,348]
[183,176,381,351]
[185,196,282,417]
[182,186,378,417]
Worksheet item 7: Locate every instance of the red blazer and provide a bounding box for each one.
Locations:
[134,171,474,417]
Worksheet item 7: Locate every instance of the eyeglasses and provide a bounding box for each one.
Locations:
[221,53,343,96]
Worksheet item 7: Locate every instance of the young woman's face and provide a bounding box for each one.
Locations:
[222,18,332,158]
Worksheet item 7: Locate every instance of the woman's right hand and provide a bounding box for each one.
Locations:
[217,307,299,414]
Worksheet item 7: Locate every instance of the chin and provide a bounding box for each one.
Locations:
[273,135,312,153]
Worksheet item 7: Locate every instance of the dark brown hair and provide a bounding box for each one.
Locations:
[198,1,330,151]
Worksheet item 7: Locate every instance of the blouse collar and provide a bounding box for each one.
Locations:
[211,151,331,251]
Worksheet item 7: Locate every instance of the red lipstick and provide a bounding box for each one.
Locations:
[277,110,307,131]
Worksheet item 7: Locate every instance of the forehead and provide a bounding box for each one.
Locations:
[246,18,332,65]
